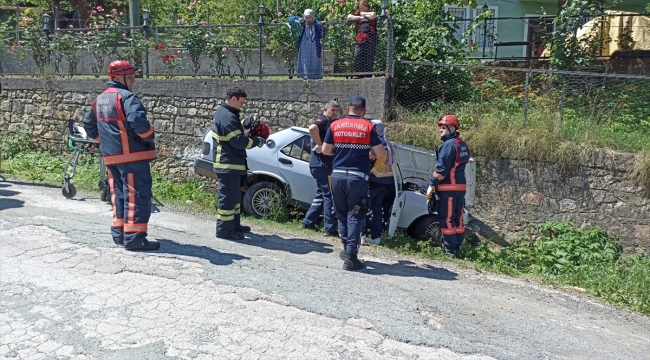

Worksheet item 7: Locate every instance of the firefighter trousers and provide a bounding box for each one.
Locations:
[302,167,335,233]
[437,191,465,251]
[216,173,244,235]
[331,171,368,255]
[107,161,152,249]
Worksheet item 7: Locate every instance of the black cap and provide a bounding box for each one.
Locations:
[348,95,366,109]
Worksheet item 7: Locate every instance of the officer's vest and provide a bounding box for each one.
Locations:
[370,150,394,183]
[94,88,157,165]
[330,116,375,175]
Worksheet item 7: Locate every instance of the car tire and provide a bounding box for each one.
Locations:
[242,181,281,218]
[408,215,442,246]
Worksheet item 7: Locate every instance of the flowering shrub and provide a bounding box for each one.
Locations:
[178,3,211,77]
[49,31,84,77]
[206,30,230,78]
[13,13,50,76]
[155,43,182,78]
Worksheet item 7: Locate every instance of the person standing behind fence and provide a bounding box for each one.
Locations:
[322,95,385,271]
[347,0,377,78]
[302,100,340,236]
[288,9,326,80]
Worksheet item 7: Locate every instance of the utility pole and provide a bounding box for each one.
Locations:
[129,0,141,28]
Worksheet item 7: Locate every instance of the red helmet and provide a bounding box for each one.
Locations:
[249,123,271,140]
[108,60,139,78]
[438,114,460,129]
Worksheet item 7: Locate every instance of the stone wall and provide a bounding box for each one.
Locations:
[0,77,387,179]
[471,152,650,253]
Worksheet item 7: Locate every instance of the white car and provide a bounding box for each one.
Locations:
[194,126,476,243]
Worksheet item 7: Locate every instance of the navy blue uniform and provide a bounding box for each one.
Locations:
[211,103,264,236]
[366,137,394,240]
[324,115,381,255]
[303,114,336,234]
[431,132,470,251]
[83,80,157,249]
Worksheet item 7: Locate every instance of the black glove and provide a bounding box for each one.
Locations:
[255,136,265,148]
[243,116,253,130]
[428,177,440,188]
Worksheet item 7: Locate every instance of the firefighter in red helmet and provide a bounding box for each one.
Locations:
[83,60,160,251]
[427,114,471,258]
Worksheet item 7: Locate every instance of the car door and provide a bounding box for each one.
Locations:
[388,162,406,237]
[277,134,316,205]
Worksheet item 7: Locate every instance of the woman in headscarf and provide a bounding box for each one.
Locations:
[288,9,326,80]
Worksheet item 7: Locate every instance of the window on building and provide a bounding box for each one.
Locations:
[444,5,470,43]
[474,6,498,50]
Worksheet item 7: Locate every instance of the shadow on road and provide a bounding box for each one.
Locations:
[0,184,24,211]
[235,234,334,255]
[363,259,458,281]
[3,180,61,189]
[156,238,250,266]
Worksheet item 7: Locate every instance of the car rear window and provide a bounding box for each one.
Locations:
[281,135,311,162]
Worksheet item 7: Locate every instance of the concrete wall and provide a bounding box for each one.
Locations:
[0,47,337,77]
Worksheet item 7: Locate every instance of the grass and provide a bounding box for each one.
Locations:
[387,102,650,190]
[2,146,649,316]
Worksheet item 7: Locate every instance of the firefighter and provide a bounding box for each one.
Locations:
[83,60,160,251]
[322,95,385,271]
[212,87,266,240]
[301,100,340,237]
[427,115,471,258]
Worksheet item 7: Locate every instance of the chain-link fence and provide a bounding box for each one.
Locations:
[392,61,650,146]
[0,17,390,78]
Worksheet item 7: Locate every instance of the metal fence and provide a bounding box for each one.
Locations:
[0,18,391,79]
[442,13,650,61]
[393,61,650,131]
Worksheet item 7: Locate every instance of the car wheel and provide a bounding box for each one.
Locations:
[242,181,281,218]
[408,215,442,246]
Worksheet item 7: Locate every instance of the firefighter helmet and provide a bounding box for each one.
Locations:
[249,123,271,140]
[437,114,460,130]
[108,60,139,78]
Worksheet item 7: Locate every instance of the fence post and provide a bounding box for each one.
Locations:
[383,16,395,121]
[258,14,264,79]
[523,70,530,126]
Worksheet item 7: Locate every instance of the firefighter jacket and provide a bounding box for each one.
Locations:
[431,132,470,192]
[211,103,264,175]
[83,81,156,165]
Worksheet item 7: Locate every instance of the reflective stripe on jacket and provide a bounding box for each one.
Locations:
[83,81,156,166]
[211,103,263,175]
[433,132,470,192]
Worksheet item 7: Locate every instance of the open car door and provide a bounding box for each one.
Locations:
[388,162,406,237]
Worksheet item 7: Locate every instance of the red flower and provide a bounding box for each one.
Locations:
[155,43,165,51]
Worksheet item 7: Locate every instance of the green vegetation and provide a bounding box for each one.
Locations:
[388,69,650,190]
[379,222,650,315]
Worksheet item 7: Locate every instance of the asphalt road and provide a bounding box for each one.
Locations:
[1,181,649,360]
